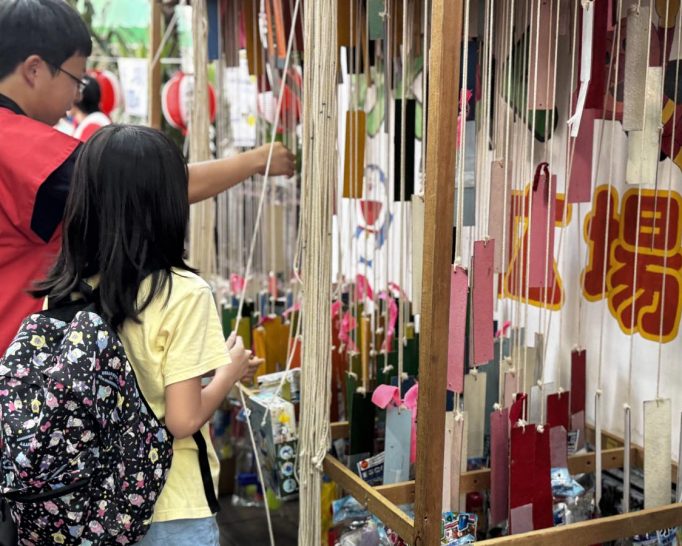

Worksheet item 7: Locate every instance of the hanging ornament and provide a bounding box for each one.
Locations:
[161,71,217,134]
[88,69,122,116]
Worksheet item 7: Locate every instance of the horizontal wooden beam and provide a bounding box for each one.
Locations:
[475,503,682,546]
[568,447,625,475]
[375,481,416,505]
[374,447,627,504]
[323,454,415,543]
[331,420,349,440]
[586,424,678,484]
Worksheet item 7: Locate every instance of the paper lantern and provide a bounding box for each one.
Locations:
[161,71,217,134]
[88,69,121,116]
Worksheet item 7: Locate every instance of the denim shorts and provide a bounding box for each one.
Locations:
[135,517,219,546]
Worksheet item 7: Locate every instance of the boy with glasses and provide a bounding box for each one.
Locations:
[0,0,295,356]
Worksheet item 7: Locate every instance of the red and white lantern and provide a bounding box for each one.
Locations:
[161,71,217,134]
[88,69,122,116]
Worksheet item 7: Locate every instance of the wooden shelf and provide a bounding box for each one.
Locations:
[322,454,416,543]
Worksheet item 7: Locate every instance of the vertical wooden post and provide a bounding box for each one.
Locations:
[413,0,463,544]
[148,0,162,129]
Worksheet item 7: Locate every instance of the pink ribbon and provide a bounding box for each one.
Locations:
[355,274,375,302]
[283,302,301,318]
[230,273,245,295]
[387,282,408,300]
[339,311,357,352]
[371,383,419,463]
[457,89,473,147]
[495,320,512,338]
[378,291,398,352]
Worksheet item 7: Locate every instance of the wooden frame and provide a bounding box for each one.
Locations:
[321,1,682,544]
[326,430,682,545]
[148,0,163,129]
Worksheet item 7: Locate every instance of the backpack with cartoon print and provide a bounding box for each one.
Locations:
[0,295,174,545]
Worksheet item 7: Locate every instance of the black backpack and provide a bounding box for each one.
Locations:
[0,292,218,545]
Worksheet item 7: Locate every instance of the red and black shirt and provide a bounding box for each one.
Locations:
[0,94,81,353]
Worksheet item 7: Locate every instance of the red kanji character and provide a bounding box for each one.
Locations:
[606,190,682,342]
[582,186,619,301]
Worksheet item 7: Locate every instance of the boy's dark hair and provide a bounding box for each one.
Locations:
[0,0,92,80]
[34,125,197,329]
[74,75,101,114]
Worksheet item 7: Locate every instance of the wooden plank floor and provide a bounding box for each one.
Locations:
[218,496,299,545]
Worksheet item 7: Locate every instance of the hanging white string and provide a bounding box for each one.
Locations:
[590,0,624,510]
[626,0,654,410]
[576,0,621,372]
[512,0,532,393]
[418,0,430,197]
[297,0,337,541]
[656,3,682,400]
[397,0,409,389]
[150,4,182,70]
[382,1,393,377]
[520,0,543,407]
[454,0,471,264]
[566,0,594,138]
[472,0,492,243]
[539,0,592,407]
[538,0,557,349]
[349,0,358,383]
[622,0,655,514]
[499,0,516,363]
[538,0,561,427]
[230,2,302,544]
[234,0,301,332]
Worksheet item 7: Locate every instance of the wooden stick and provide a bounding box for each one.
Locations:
[323,454,416,543]
[412,0,463,543]
[475,503,682,545]
[331,420,349,439]
[148,0,162,129]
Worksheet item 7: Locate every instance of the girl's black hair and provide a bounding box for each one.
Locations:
[34,125,197,329]
[0,0,92,80]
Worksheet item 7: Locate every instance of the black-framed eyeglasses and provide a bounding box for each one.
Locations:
[44,60,87,93]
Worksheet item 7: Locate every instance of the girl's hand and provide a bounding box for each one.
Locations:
[225,331,237,351]
[226,333,249,365]
[241,356,265,383]
[223,334,250,371]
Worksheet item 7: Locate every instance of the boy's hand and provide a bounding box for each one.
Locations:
[255,142,295,178]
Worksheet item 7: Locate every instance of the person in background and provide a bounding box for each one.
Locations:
[69,74,111,141]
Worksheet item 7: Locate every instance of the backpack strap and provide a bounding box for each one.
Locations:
[192,432,221,514]
[42,299,90,323]
[44,280,101,322]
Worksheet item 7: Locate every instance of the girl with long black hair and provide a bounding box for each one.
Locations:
[35,124,261,545]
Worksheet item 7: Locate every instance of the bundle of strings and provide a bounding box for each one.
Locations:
[297,0,337,544]
[189,0,217,276]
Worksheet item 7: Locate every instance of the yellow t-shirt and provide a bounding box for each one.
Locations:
[118,269,230,522]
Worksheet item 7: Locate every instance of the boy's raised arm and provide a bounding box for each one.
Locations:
[187,141,295,203]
